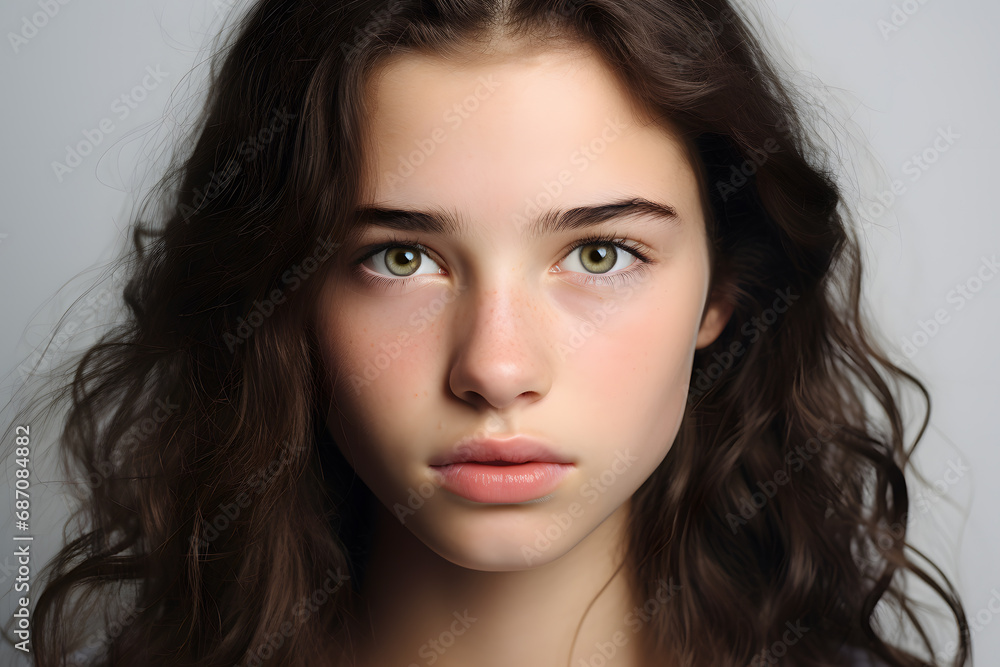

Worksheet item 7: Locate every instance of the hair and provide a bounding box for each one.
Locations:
[2,0,971,665]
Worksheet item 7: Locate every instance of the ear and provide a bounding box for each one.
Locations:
[695,285,734,349]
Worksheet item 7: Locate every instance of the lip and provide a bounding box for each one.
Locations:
[428,435,576,504]
[428,435,574,466]
[430,462,573,504]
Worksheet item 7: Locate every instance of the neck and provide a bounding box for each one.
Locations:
[346,498,663,667]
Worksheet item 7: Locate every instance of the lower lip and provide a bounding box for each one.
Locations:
[429,462,574,504]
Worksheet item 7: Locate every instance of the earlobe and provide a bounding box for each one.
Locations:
[695,288,735,349]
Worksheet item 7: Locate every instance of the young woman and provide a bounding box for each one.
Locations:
[5,0,970,665]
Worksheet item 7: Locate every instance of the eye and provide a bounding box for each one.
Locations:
[559,240,642,275]
[361,244,443,278]
[352,235,652,290]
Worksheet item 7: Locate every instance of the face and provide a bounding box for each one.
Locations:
[314,40,731,571]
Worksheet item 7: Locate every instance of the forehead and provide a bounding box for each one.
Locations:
[359,43,703,229]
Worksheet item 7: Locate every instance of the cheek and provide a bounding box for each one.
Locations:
[317,284,450,443]
[561,277,701,409]
[559,274,703,479]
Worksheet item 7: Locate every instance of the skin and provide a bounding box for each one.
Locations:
[314,37,733,667]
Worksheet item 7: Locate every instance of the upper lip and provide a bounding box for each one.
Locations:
[429,435,574,466]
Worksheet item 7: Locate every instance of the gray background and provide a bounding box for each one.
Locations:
[1,0,997,663]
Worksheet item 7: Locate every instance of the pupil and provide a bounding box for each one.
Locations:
[387,247,420,276]
[583,244,615,274]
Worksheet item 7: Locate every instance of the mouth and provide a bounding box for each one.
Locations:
[428,435,574,467]
[428,435,575,504]
[429,460,574,504]
[471,461,522,466]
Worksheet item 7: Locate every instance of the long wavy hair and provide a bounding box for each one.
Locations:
[3,0,970,665]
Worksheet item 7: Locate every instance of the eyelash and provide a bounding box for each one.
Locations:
[351,232,654,291]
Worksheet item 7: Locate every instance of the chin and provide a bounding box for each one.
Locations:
[405,504,591,572]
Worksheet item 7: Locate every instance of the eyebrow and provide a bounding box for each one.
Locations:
[352,197,680,238]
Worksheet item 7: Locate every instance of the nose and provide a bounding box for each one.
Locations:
[448,278,553,411]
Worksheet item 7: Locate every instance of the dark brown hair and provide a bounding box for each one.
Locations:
[3,0,970,665]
